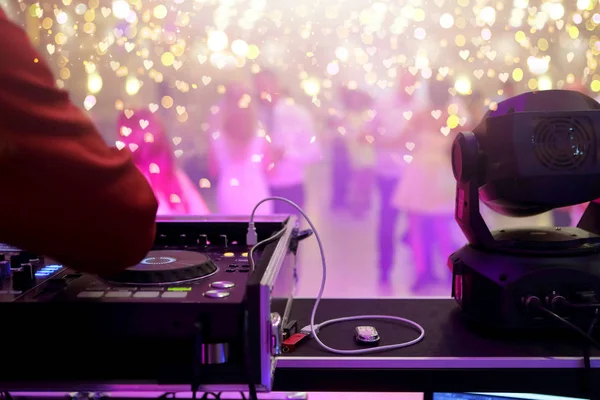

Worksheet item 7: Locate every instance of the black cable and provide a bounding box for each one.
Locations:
[192,322,205,400]
[583,309,598,370]
[242,309,259,400]
[239,392,248,400]
[248,383,258,400]
[200,393,221,399]
[583,309,600,398]
[536,306,600,349]
[158,393,175,399]
[535,304,600,398]
[567,303,600,309]
[1,392,13,400]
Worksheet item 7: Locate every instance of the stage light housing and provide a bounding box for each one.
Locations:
[449,90,600,330]
[452,90,600,248]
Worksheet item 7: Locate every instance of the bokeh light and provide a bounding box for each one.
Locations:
[125,76,141,96]
[8,0,598,164]
[111,0,130,20]
[454,76,472,95]
[207,31,229,53]
[87,73,103,94]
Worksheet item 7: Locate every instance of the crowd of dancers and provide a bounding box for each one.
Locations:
[113,69,597,293]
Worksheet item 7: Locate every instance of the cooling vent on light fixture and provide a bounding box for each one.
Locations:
[533,117,595,170]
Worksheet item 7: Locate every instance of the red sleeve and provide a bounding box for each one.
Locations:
[0,12,158,274]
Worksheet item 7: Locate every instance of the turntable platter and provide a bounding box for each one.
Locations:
[102,250,218,284]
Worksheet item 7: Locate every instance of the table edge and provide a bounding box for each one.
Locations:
[276,357,600,369]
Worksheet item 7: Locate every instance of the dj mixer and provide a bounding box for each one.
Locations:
[0,215,298,393]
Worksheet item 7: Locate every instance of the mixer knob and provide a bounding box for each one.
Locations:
[179,234,197,247]
[178,234,187,247]
[21,252,43,268]
[198,235,208,248]
[10,255,22,268]
[0,260,10,281]
[12,262,35,291]
[219,234,229,248]
[154,233,169,248]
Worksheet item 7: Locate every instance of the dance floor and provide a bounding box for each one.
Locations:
[295,163,451,300]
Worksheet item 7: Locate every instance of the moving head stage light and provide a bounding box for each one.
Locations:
[450,90,600,330]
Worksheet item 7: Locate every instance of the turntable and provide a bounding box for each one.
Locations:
[0,215,298,393]
[102,250,218,285]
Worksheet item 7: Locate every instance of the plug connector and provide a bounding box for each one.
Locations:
[300,324,320,336]
[523,295,542,314]
[246,222,258,246]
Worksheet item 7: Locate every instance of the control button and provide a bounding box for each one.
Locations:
[239,269,250,273]
[211,281,235,289]
[168,287,192,292]
[139,286,164,291]
[242,252,248,257]
[105,291,132,298]
[162,292,188,298]
[86,283,108,290]
[133,291,160,298]
[240,264,250,268]
[225,269,236,273]
[203,290,230,299]
[223,252,235,258]
[37,265,63,276]
[228,264,239,268]
[43,264,63,271]
[46,278,68,289]
[77,291,104,298]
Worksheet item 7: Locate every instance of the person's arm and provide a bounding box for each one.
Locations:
[0,12,158,274]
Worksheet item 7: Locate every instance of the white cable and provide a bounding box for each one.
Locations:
[250,197,425,355]
[248,227,286,272]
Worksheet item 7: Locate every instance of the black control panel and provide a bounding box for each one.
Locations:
[0,245,65,301]
[0,216,296,392]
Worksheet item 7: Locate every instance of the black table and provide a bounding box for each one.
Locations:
[274,298,600,398]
